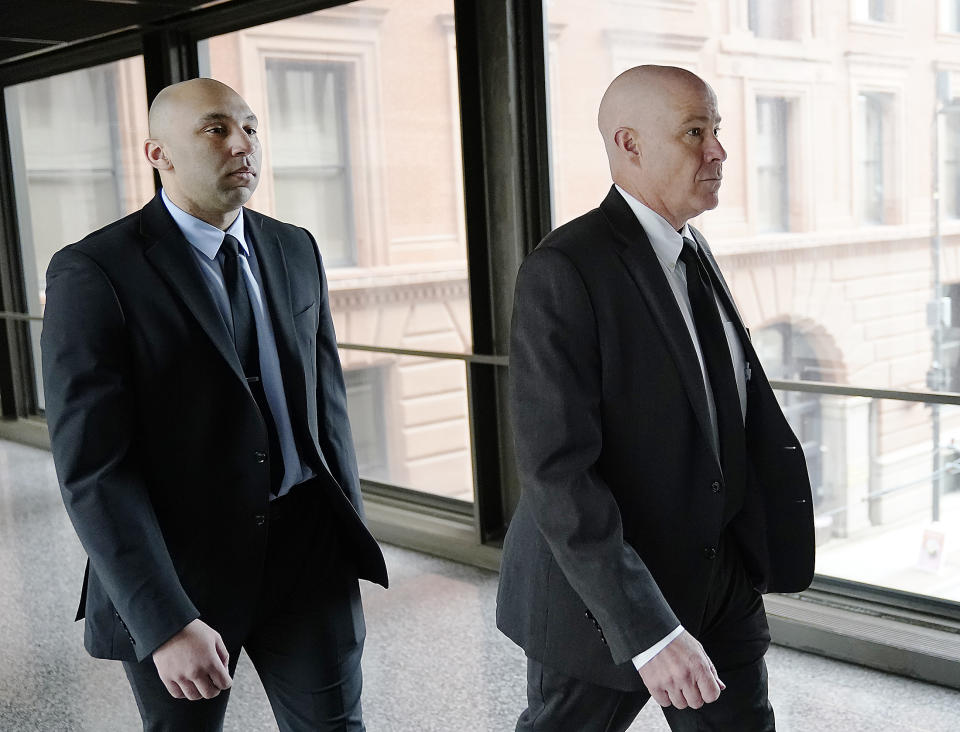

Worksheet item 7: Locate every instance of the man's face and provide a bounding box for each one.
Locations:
[159,85,261,220]
[633,81,726,228]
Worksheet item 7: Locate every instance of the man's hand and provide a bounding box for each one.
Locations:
[638,630,724,710]
[152,619,232,701]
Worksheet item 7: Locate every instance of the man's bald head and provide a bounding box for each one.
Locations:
[144,78,261,229]
[148,78,240,139]
[597,65,726,229]
[598,66,708,154]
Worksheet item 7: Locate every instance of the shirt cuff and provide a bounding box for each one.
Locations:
[631,625,685,670]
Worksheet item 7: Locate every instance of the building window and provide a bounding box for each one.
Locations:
[265,60,356,267]
[944,110,960,219]
[854,0,894,22]
[943,0,960,32]
[344,367,389,482]
[748,0,795,40]
[857,92,894,224]
[755,96,792,232]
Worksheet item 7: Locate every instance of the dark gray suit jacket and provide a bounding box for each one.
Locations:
[497,187,814,690]
[42,192,387,663]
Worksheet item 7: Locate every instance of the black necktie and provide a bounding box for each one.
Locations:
[220,234,284,495]
[678,236,745,522]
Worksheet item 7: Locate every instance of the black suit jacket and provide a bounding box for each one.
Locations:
[496,187,814,690]
[41,192,387,663]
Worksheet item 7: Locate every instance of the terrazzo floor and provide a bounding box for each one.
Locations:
[0,438,958,731]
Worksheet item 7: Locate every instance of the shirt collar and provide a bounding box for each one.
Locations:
[160,188,249,260]
[614,184,694,269]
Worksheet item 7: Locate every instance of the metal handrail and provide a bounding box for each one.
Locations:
[0,311,41,322]
[6,308,960,404]
[768,378,960,406]
[336,341,509,366]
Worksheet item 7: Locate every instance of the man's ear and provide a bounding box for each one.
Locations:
[144,139,172,171]
[614,127,641,158]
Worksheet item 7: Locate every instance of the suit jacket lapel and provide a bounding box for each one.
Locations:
[140,194,247,386]
[598,187,717,463]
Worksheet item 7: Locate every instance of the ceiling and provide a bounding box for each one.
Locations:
[0,0,246,67]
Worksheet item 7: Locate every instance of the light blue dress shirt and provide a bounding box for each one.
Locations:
[161,189,314,498]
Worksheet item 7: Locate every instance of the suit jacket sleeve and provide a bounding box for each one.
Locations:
[42,248,199,660]
[510,246,680,665]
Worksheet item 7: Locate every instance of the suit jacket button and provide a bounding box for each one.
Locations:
[254,451,267,463]
[703,546,717,560]
[255,513,266,526]
[711,481,721,493]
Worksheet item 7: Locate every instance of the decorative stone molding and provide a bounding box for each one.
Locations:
[330,277,469,311]
[604,29,708,73]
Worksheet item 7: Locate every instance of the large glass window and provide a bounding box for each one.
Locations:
[857,91,894,226]
[201,0,474,503]
[4,58,152,409]
[543,0,958,603]
[344,366,389,481]
[748,0,796,40]
[755,96,791,233]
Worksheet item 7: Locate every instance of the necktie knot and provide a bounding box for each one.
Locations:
[678,236,700,269]
[221,233,242,259]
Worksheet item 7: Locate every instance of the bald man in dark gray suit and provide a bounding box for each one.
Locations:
[497,65,814,732]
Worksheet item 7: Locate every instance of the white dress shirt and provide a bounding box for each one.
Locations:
[613,185,748,670]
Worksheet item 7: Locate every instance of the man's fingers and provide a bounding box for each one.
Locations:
[698,672,722,704]
[666,686,688,710]
[215,636,230,669]
[162,680,185,699]
[209,663,233,692]
[707,656,725,691]
[178,679,203,701]
[651,689,672,708]
[193,675,223,700]
[683,681,706,709]
[212,637,233,690]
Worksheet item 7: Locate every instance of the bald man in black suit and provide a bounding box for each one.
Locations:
[497,65,814,731]
[42,78,387,732]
